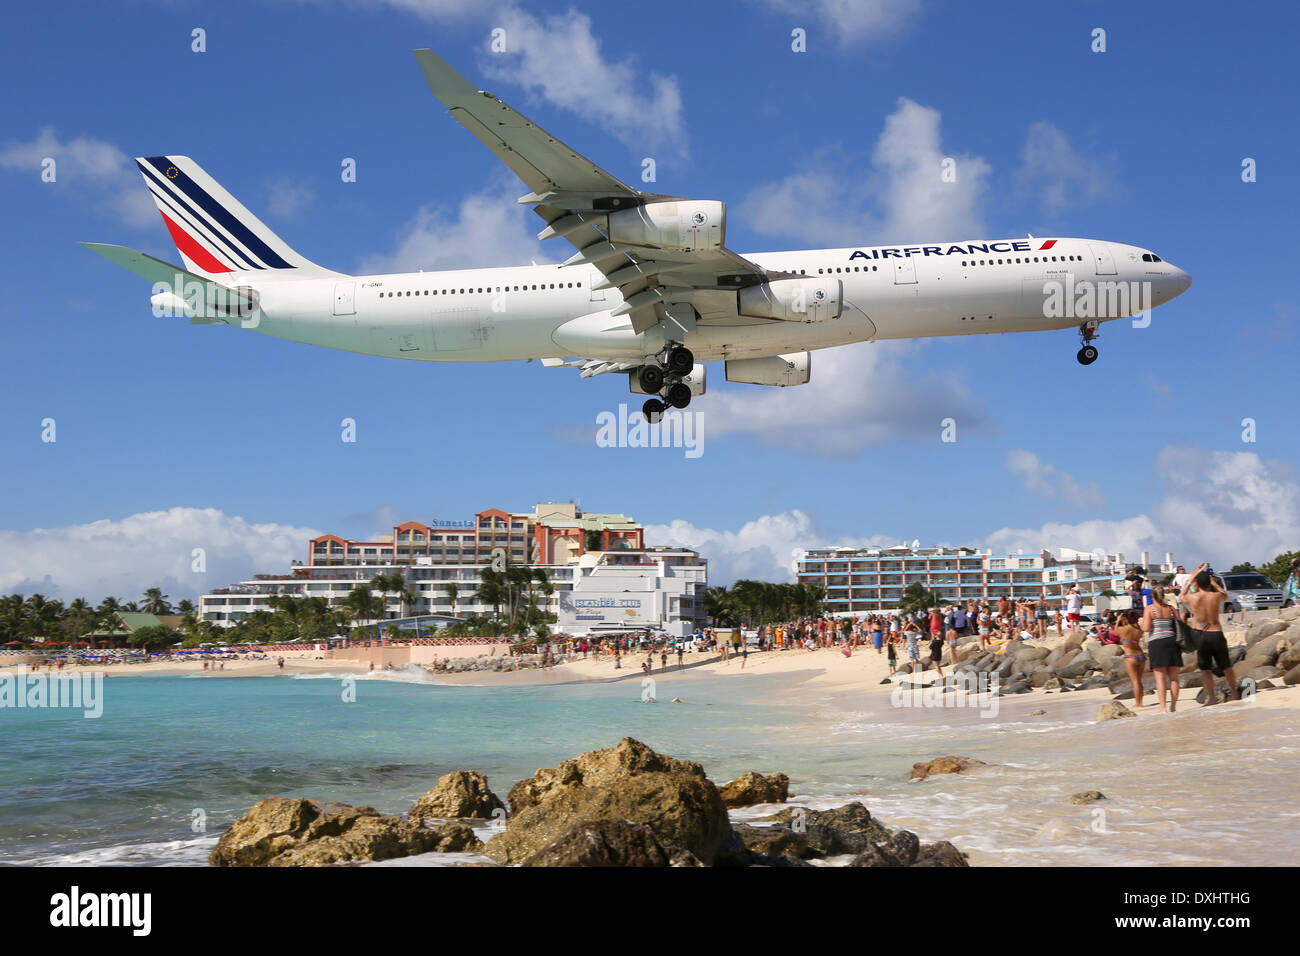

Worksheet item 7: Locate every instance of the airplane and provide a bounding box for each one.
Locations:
[83,49,1192,423]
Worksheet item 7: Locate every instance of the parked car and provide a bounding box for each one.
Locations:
[1216,571,1286,612]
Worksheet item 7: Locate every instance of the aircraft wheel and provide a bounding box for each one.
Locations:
[638,364,665,393]
[666,346,694,375]
[1076,345,1098,366]
[642,398,666,424]
[665,383,692,409]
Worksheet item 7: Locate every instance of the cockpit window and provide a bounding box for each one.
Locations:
[1141,253,1163,263]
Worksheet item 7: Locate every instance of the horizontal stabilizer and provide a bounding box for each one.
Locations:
[80,242,257,324]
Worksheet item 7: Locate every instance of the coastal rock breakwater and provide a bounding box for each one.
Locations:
[210,738,970,867]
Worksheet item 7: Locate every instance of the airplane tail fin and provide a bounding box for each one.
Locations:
[134,155,340,279]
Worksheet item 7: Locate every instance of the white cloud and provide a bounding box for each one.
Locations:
[704,340,990,456]
[647,510,899,584]
[0,127,156,228]
[985,446,1300,570]
[752,0,925,47]
[1015,121,1116,213]
[0,508,320,605]
[1005,448,1105,509]
[264,175,316,220]
[357,178,551,274]
[668,446,1300,585]
[480,7,686,156]
[741,98,991,247]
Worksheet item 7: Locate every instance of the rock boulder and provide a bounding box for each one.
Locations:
[409,770,505,821]
[910,755,987,780]
[485,737,733,865]
[717,771,790,808]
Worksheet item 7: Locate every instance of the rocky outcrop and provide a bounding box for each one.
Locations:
[718,771,790,808]
[485,737,734,865]
[910,755,987,780]
[209,798,477,867]
[1069,790,1106,804]
[742,803,965,867]
[521,819,671,867]
[1097,701,1135,721]
[409,770,505,821]
[1244,619,1290,648]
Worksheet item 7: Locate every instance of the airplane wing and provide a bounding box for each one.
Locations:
[414,49,789,336]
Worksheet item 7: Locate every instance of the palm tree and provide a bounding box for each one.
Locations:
[140,587,173,615]
[443,581,459,618]
[400,587,420,620]
[343,584,383,632]
[474,568,507,620]
[176,599,195,616]
[369,573,404,620]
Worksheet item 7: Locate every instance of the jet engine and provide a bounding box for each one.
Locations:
[724,352,811,386]
[607,200,725,252]
[737,277,842,323]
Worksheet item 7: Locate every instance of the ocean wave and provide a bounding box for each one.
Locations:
[17,835,216,867]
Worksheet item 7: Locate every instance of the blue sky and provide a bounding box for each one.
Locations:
[2,0,1298,600]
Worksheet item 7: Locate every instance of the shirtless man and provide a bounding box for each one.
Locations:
[1181,563,1240,704]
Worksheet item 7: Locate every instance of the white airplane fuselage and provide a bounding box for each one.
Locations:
[244,237,1191,364]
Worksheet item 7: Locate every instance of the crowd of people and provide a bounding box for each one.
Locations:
[519,559,1293,710]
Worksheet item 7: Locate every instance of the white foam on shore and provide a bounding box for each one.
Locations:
[288,664,439,684]
[18,835,217,867]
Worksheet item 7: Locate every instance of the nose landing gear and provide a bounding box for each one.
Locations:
[1076,321,1100,366]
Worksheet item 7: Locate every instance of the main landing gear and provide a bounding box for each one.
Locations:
[1076,321,1100,366]
[639,345,694,423]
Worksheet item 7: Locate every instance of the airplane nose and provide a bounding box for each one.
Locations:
[1162,263,1192,300]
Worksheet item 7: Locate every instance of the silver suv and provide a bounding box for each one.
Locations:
[1216,572,1286,612]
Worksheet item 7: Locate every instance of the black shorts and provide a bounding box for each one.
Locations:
[1194,629,1231,672]
[1148,636,1182,670]
[955,626,970,637]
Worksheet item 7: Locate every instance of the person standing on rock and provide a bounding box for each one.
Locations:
[1116,609,1148,708]
[1065,585,1083,632]
[1181,566,1241,704]
[1035,599,1050,639]
[977,604,992,650]
[1141,585,1186,712]
[1285,560,1300,608]
[929,627,946,679]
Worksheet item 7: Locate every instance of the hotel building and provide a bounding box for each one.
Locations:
[198,502,706,636]
[797,545,1178,614]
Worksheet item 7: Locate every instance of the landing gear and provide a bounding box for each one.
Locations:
[637,344,695,416]
[1076,321,1100,366]
[666,345,694,375]
[638,364,665,393]
[665,383,692,409]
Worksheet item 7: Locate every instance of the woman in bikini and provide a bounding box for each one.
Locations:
[1115,609,1147,708]
[1140,585,1185,713]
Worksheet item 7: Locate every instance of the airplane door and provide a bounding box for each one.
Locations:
[1089,243,1117,275]
[893,258,917,284]
[333,282,356,315]
[589,269,606,302]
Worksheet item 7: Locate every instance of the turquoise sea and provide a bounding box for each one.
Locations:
[2,668,1297,866]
